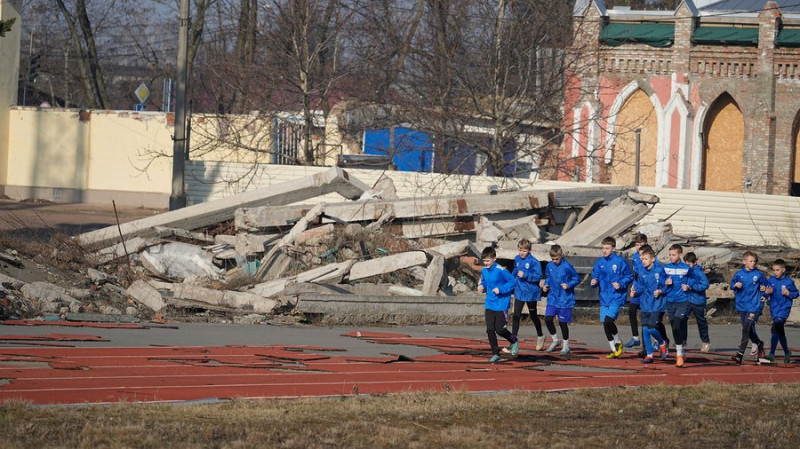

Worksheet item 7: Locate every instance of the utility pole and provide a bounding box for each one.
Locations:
[634,128,641,187]
[170,0,190,210]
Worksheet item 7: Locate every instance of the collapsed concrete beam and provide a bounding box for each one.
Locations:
[173,283,279,314]
[76,166,369,249]
[555,195,654,247]
[126,279,167,313]
[385,213,548,239]
[349,251,428,281]
[295,293,484,317]
[235,190,551,231]
[256,203,326,280]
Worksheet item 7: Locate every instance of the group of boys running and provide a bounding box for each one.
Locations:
[478,234,798,366]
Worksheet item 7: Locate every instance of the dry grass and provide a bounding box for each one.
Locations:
[1,383,799,448]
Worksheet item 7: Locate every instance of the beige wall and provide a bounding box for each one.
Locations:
[5,108,174,206]
[0,0,22,193]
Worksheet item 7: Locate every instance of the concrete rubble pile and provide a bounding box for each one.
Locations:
[3,167,798,325]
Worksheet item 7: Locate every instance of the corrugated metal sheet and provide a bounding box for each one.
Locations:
[639,187,800,248]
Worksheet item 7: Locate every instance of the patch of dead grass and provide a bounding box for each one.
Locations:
[1,383,799,448]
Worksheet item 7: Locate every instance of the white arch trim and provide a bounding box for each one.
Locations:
[691,104,708,189]
[572,100,598,182]
[664,92,693,188]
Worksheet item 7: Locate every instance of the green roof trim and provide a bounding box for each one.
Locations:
[777,28,800,47]
[691,26,758,46]
[600,23,675,48]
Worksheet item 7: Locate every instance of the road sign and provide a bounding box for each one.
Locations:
[135,103,146,111]
[134,83,150,103]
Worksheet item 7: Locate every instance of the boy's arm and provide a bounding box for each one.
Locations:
[590,259,601,287]
[730,272,740,290]
[619,259,634,286]
[566,263,581,289]
[498,269,518,294]
[693,268,710,291]
[787,279,799,300]
[526,259,543,283]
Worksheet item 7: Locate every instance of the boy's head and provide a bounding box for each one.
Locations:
[517,239,531,257]
[638,244,653,255]
[634,233,648,250]
[640,247,656,269]
[481,247,496,266]
[668,244,683,264]
[742,251,758,270]
[549,244,563,264]
[772,259,787,278]
[684,251,697,267]
[601,236,616,257]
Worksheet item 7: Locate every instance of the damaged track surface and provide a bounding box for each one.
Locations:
[1,326,799,405]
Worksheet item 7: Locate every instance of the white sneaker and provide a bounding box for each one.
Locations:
[546,338,560,352]
[701,342,710,353]
[501,346,511,354]
[750,342,758,356]
[536,336,546,351]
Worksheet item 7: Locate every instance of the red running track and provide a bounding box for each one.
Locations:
[1,331,798,405]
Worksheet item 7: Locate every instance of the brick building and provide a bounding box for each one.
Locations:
[565,0,800,195]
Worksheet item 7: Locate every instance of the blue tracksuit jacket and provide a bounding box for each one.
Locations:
[543,259,581,309]
[513,253,542,302]
[730,267,767,313]
[479,263,517,312]
[765,275,799,320]
[662,261,690,303]
[591,252,633,308]
[633,264,667,313]
[685,264,710,306]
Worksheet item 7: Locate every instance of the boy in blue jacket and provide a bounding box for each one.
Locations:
[662,244,691,367]
[540,244,581,355]
[683,252,711,352]
[477,246,519,363]
[591,236,634,358]
[764,259,799,363]
[630,246,668,363]
[510,239,545,352]
[625,233,650,348]
[730,251,768,365]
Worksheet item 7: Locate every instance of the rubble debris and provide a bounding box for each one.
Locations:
[76,166,370,249]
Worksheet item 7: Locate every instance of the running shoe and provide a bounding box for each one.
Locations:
[488,354,501,363]
[614,342,624,357]
[559,346,570,356]
[659,343,669,360]
[606,351,619,359]
[766,354,775,363]
[732,352,744,365]
[757,342,766,360]
[536,336,546,351]
[785,352,792,364]
[510,341,520,357]
[501,346,511,354]
[750,342,758,356]
[546,338,560,353]
[700,342,710,353]
[624,338,641,348]
[676,355,685,367]
[641,355,654,364]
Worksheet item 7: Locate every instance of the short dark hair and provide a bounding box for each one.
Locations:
[669,244,683,253]
[639,244,653,253]
[641,247,656,258]
[635,233,648,244]
[549,244,563,258]
[773,259,787,269]
[684,252,697,264]
[601,236,616,247]
[743,251,758,263]
[481,246,497,260]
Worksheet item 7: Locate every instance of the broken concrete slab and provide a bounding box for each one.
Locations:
[421,253,445,296]
[423,240,470,259]
[76,166,369,249]
[235,190,551,231]
[295,293,485,323]
[126,279,167,313]
[349,251,428,281]
[256,203,326,280]
[173,283,279,314]
[555,194,654,247]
